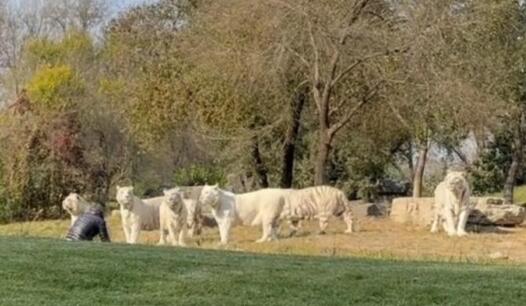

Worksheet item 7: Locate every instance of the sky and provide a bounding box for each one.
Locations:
[110,0,151,15]
[7,0,152,15]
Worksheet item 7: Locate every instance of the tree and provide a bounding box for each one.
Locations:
[187,0,398,186]
[102,0,221,192]
[271,0,398,185]
[0,0,50,97]
[386,0,504,197]
[0,29,134,221]
[462,1,526,203]
[44,0,109,34]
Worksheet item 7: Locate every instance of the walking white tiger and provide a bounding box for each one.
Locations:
[282,186,354,235]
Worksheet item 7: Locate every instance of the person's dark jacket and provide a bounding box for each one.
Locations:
[66,208,110,242]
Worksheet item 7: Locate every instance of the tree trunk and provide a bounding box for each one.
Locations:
[314,131,331,186]
[412,144,428,198]
[405,142,414,184]
[503,121,523,204]
[280,89,306,188]
[503,155,519,204]
[251,136,269,188]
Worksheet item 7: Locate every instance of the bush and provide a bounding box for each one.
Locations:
[469,131,514,195]
[174,164,226,187]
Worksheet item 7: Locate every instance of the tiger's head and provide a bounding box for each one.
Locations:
[444,171,468,195]
[163,187,184,213]
[116,185,135,209]
[199,184,221,209]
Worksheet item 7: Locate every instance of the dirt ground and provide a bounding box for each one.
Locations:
[1,215,525,263]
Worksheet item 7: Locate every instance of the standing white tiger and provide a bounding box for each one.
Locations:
[431,171,472,237]
[158,188,188,246]
[199,185,286,244]
[115,186,162,244]
[282,186,354,235]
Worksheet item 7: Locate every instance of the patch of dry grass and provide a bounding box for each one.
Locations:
[1,215,525,264]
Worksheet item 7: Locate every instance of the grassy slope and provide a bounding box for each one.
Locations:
[513,185,526,204]
[3,216,526,263]
[1,236,526,306]
[489,184,526,204]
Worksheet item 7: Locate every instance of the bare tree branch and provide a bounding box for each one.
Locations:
[328,81,382,137]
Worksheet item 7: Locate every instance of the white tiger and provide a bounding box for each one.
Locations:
[282,186,354,235]
[62,193,99,226]
[115,186,162,244]
[158,188,188,246]
[177,186,204,237]
[431,171,472,237]
[199,185,286,244]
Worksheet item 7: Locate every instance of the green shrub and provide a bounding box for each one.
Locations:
[469,131,513,195]
[174,164,226,187]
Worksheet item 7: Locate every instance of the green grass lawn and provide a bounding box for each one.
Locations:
[1,237,526,306]
[489,184,526,204]
[513,185,526,204]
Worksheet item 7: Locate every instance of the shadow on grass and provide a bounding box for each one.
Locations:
[468,224,517,235]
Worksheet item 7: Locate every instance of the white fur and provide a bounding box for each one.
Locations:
[62,193,97,226]
[199,185,286,244]
[183,195,201,238]
[158,188,187,247]
[116,186,162,244]
[431,171,472,237]
[282,186,354,234]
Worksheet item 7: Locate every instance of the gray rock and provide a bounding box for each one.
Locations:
[468,198,526,226]
[350,201,389,218]
[390,196,526,226]
[390,197,435,226]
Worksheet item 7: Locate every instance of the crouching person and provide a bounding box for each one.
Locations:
[66,208,111,242]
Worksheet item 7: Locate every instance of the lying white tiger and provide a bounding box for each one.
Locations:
[158,188,191,246]
[62,193,99,226]
[431,171,472,237]
[116,186,162,244]
[282,186,354,235]
[199,185,286,244]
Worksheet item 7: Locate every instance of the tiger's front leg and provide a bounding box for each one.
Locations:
[442,208,457,237]
[456,208,470,237]
[129,223,141,244]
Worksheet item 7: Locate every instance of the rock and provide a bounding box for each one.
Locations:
[468,198,526,226]
[377,179,411,197]
[390,196,526,227]
[390,197,435,226]
[350,201,389,218]
[471,197,504,206]
[369,202,389,217]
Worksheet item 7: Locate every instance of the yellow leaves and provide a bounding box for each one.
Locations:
[27,65,84,112]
